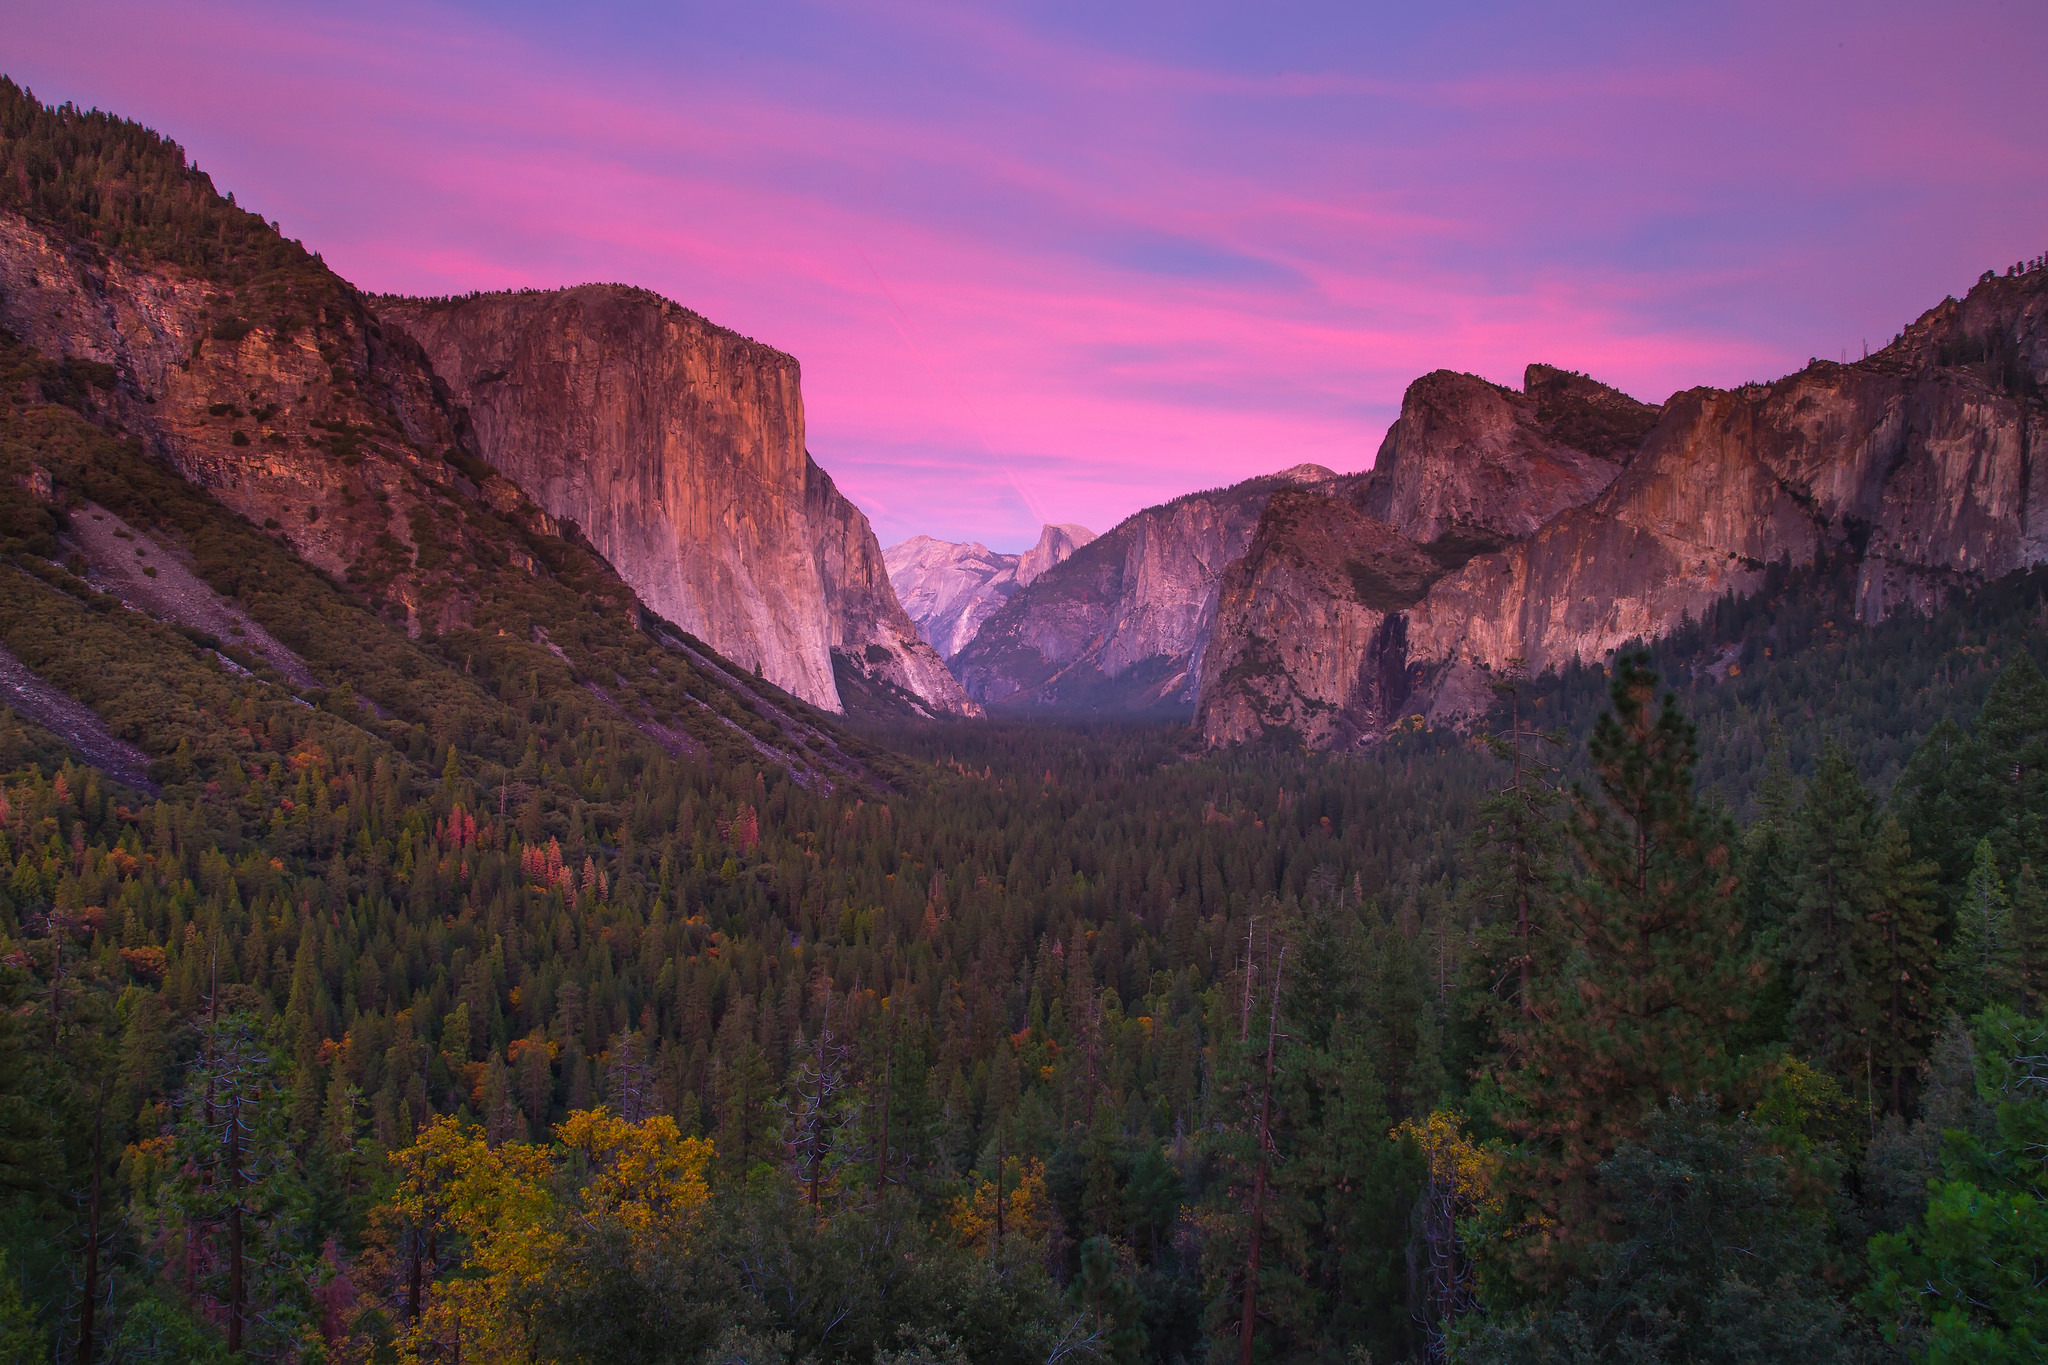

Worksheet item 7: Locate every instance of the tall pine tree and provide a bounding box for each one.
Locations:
[1864,819,1941,1113]
[1943,839,2021,1016]
[1491,654,1759,1240]
[1785,742,1880,1081]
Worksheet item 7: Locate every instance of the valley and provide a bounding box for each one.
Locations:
[0,76,2043,1365]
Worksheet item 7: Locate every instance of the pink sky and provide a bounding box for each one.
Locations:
[10,1,2048,549]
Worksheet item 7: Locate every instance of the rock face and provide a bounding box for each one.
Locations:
[0,209,520,634]
[1359,365,1654,549]
[378,287,977,717]
[1198,491,1446,747]
[1198,267,2048,747]
[885,522,1095,659]
[805,456,983,717]
[951,467,1339,713]
[1017,522,1096,587]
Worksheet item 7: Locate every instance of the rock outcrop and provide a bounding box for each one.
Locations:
[806,456,982,717]
[951,467,1339,713]
[885,522,1095,659]
[1198,267,2048,747]
[0,210,494,634]
[378,287,977,717]
[1198,491,1446,747]
[1359,365,1654,550]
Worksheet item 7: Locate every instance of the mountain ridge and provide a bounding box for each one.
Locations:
[1198,266,2048,747]
[884,521,1094,660]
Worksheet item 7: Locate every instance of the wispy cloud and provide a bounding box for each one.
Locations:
[9,0,2046,548]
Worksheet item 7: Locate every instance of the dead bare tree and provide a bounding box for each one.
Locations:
[785,980,854,1218]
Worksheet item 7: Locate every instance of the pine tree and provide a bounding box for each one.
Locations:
[714,1038,775,1181]
[1460,666,1569,1023]
[1894,718,1980,897]
[1785,742,1880,1080]
[155,1012,310,1356]
[481,1052,523,1146]
[2011,860,2048,1014]
[1864,819,1942,1113]
[1970,651,2048,872]
[1491,654,1759,1234]
[1737,732,1800,1050]
[1943,838,2021,1015]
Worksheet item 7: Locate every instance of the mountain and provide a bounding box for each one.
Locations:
[0,79,907,789]
[6,79,2046,1365]
[884,521,1094,659]
[376,287,979,719]
[949,465,1340,713]
[1198,267,2048,747]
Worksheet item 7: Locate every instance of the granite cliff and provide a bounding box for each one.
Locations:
[1198,266,2048,748]
[950,465,1338,713]
[0,207,493,635]
[377,287,977,718]
[884,522,1094,659]
[0,84,918,787]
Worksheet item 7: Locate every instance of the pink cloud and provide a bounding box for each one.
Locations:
[7,0,2047,548]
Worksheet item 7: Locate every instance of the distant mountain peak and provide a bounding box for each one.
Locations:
[885,522,1095,659]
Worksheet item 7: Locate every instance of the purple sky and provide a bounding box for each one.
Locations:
[11,2,2048,551]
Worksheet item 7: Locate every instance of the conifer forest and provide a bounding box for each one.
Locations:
[0,78,2045,1365]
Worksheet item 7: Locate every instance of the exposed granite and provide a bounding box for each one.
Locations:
[1199,268,2048,748]
[379,285,977,716]
[885,523,1094,660]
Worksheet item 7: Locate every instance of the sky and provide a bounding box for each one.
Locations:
[9,1,2048,551]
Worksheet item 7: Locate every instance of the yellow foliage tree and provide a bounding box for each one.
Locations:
[388,1116,558,1364]
[556,1107,713,1235]
[1392,1110,1501,1362]
[945,1157,1051,1255]
[383,1109,714,1364]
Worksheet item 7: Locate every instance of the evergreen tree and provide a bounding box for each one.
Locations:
[1864,819,1942,1114]
[714,1037,775,1182]
[1734,734,1800,1053]
[2011,860,2048,1015]
[1785,742,1880,1080]
[1970,651,2048,872]
[1943,839,2021,1016]
[145,1012,311,1357]
[1894,718,1980,899]
[1457,1100,1853,1365]
[1460,667,1569,1025]
[1491,655,1759,1241]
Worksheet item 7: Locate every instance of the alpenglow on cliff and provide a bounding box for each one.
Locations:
[379,286,978,719]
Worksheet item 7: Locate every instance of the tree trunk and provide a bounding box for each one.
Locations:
[1238,946,1284,1365]
[76,1083,103,1364]
[227,1109,244,1355]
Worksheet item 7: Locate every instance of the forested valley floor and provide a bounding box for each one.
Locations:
[3,506,2047,1363]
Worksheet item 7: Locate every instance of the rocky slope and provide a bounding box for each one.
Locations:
[377,286,977,718]
[1198,266,2048,748]
[0,208,489,635]
[950,466,1339,713]
[0,85,909,787]
[884,522,1094,659]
